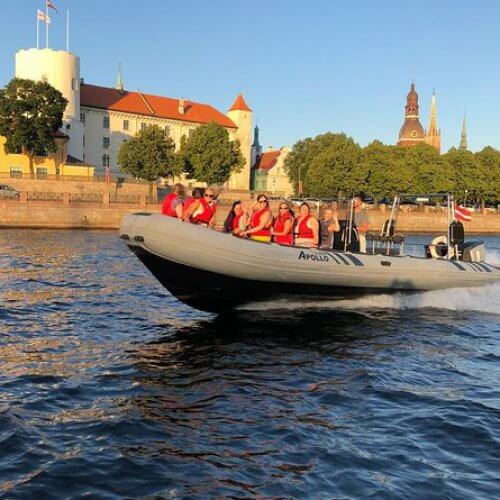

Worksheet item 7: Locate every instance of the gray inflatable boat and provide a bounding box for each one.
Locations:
[119,212,500,313]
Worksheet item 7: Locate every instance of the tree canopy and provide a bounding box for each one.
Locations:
[177,121,244,185]
[118,125,177,182]
[0,77,67,157]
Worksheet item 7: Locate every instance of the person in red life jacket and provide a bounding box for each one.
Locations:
[240,194,272,242]
[271,201,294,245]
[294,202,319,247]
[182,187,204,221]
[189,187,218,227]
[161,183,185,218]
[223,200,246,236]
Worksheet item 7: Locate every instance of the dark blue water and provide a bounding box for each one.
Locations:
[1,230,499,498]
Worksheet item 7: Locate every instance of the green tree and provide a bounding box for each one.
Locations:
[443,147,481,203]
[178,121,244,185]
[0,78,67,176]
[474,146,500,205]
[118,125,176,196]
[305,133,362,197]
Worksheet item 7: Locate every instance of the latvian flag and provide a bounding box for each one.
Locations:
[46,0,58,12]
[37,9,50,23]
[455,203,472,222]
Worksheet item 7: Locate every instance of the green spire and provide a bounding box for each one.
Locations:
[115,61,124,92]
[459,113,467,150]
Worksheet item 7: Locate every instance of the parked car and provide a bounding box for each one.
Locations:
[0,184,20,199]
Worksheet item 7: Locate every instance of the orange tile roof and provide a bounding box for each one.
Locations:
[256,150,281,171]
[228,94,251,112]
[80,83,237,128]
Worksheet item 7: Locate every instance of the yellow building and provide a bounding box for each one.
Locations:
[0,133,94,180]
[253,147,293,196]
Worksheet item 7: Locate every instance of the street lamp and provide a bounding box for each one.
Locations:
[298,164,303,196]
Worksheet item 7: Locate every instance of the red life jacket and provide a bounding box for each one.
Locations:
[273,212,293,245]
[162,192,180,217]
[295,214,314,239]
[232,213,244,232]
[192,197,217,224]
[250,208,271,237]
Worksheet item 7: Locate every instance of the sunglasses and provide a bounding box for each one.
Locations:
[205,193,214,198]
[279,207,288,210]
[258,199,268,203]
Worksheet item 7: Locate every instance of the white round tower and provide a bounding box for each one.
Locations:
[15,48,84,161]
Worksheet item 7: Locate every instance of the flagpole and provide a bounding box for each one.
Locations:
[36,11,40,49]
[66,9,70,52]
[45,2,49,48]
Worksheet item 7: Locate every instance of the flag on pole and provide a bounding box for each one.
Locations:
[38,9,51,23]
[455,204,472,222]
[47,0,58,12]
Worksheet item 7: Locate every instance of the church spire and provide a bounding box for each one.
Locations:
[115,61,124,92]
[425,89,441,152]
[397,81,425,147]
[459,113,468,150]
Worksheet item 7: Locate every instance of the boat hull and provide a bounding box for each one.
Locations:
[120,213,500,313]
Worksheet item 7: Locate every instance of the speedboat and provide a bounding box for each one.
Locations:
[119,194,500,313]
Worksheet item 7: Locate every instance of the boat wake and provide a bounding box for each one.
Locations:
[242,250,500,316]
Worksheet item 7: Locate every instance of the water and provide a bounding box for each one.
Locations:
[1,230,499,498]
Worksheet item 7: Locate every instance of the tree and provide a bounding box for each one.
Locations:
[474,146,500,205]
[118,125,176,196]
[443,147,481,203]
[0,78,67,176]
[178,121,244,185]
[305,133,362,197]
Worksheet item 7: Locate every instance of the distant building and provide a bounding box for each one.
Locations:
[252,146,293,196]
[3,46,254,190]
[397,82,441,152]
[459,114,468,150]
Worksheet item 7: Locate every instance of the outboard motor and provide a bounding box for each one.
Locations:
[462,241,486,263]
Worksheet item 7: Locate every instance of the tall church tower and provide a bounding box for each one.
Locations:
[425,90,441,152]
[397,82,426,147]
[227,94,252,190]
[459,114,468,150]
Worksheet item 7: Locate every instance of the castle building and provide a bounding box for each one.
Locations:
[3,47,254,190]
[397,82,441,152]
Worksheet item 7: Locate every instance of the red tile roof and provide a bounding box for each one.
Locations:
[80,83,237,128]
[228,94,251,112]
[256,150,281,171]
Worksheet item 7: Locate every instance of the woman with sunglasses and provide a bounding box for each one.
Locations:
[222,200,245,235]
[189,187,218,227]
[240,195,272,242]
[294,202,319,247]
[271,201,294,246]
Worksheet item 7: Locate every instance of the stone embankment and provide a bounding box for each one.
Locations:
[1,195,499,233]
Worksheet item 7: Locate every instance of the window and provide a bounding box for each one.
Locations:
[80,113,86,124]
[164,126,170,137]
[123,119,129,131]
[83,135,85,147]
[36,167,48,179]
[141,122,147,131]
[10,166,22,179]
[102,154,110,167]
[71,78,77,91]
[103,116,110,129]
[103,137,110,149]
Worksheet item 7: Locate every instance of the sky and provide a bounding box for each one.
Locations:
[1,0,499,152]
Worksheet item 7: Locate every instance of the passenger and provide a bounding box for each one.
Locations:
[182,187,205,221]
[223,200,245,235]
[353,195,369,253]
[271,201,294,246]
[319,207,340,249]
[240,194,272,242]
[294,202,319,247]
[161,183,185,218]
[190,186,218,227]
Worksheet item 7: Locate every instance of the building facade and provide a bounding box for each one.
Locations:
[6,47,254,190]
[252,147,293,196]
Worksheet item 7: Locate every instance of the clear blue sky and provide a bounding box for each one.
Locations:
[2,0,499,152]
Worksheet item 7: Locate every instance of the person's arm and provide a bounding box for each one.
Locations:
[242,211,272,236]
[272,218,293,237]
[328,216,340,233]
[208,203,218,228]
[174,200,183,218]
[310,217,320,246]
[357,212,369,233]
[183,199,200,221]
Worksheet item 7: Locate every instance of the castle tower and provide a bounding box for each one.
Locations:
[459,114,468,150]
[425,90,441,152]
[227,94,252,190]
[397,82,426,147]
[15,48,84,161]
